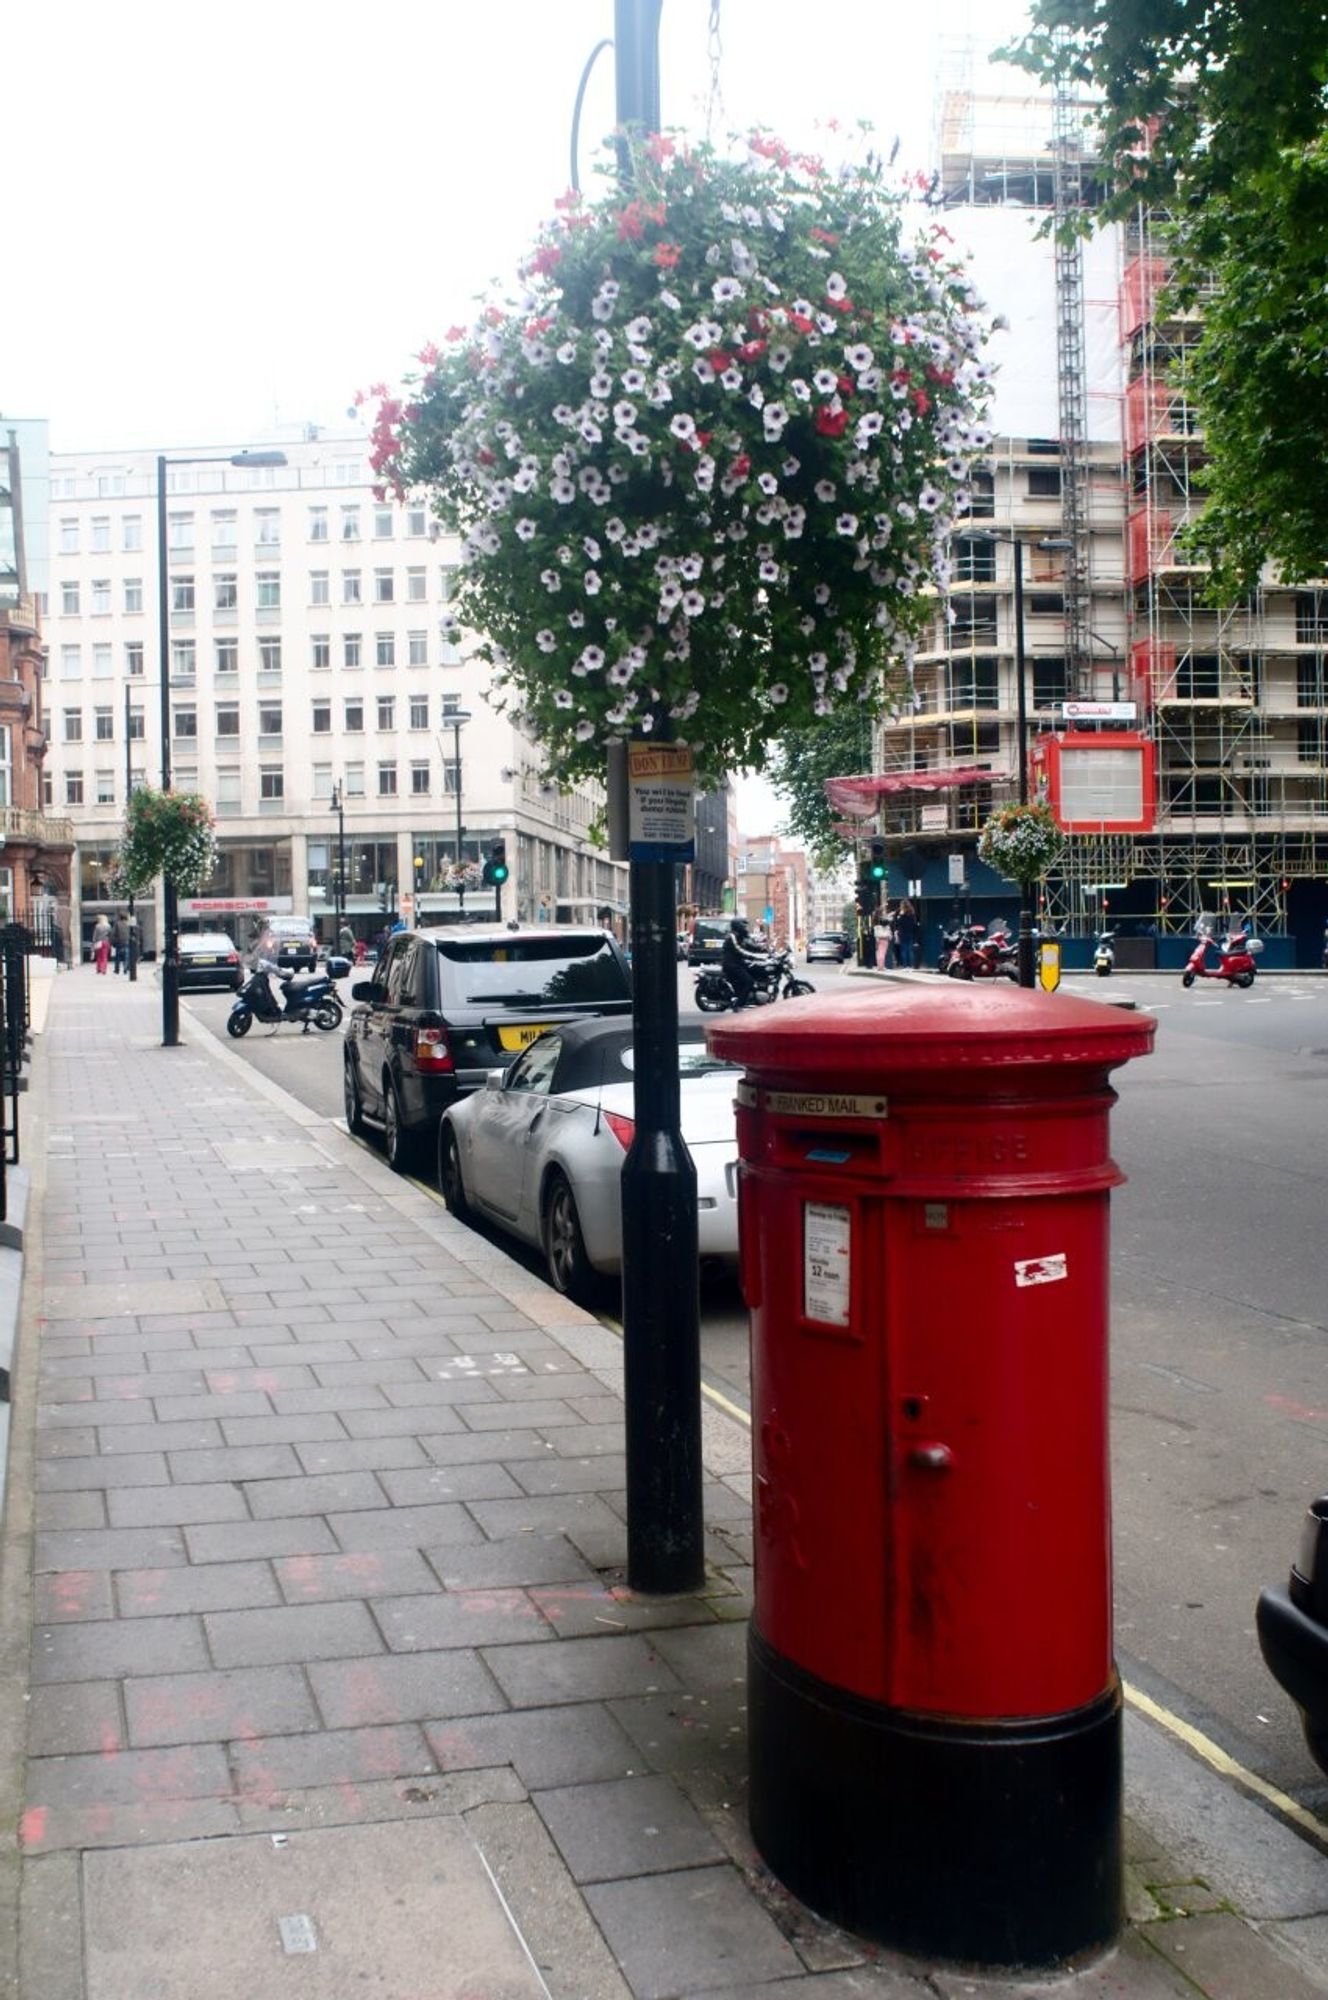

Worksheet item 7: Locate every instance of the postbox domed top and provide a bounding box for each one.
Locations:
[706,979,1155,1080]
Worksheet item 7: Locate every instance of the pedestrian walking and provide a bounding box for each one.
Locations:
[353,937,367,965]
[873,909,894,970]
[895,899,918,969]
[92,913,111,975]
[338,922,355,958]
[112,913,129,975]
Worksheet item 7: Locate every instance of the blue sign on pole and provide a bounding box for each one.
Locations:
[764,905,775,925]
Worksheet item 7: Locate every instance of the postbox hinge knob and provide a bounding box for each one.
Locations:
[907,1443,953,1472]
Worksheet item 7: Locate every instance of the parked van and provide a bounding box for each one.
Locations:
[687,915,732,966]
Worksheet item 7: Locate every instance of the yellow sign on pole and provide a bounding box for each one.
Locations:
[1037,939,1062,992]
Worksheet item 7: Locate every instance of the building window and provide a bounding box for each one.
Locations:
[406,505,427,537]
[407,631,428,666]
[90,516,111,553]
[258,637,282,674]
[123,515,143,552]
[311,635,331,670]
[409,694,428,730]
[127,706,145,741]
[312,763,333,801]
[344,762,365,798]
[1027,466,1062,499]
[92,644,114,679]
[312,699,332,733]
[126,642,144,677]
[172,576,195,613]
[168,511,194,551]
[377,762,398,797]
[171,640,196,679]
[91,578,111,616]
[308,506,329,542]
[439,565,458,602]
[341,506,360,541]
[343,633,362,669]
[215,638,238,675]
[406,568,427,602]
[1027,593,1064,617]
[374,568,394,603]
[254,508,281,548]
[256,571,281,609]
[410,760,430,795]
[217,768,242,813]
[60,581,80,615]
[376,632,396,668]
[342,570,362,604]
[211,510,237,551]
[953,537,997,584]
[258,701,283,740]
[59,519,78,554]
[173,705,197,739]
[65,771,84,805]
[310,570,330,606]
[42,772,51,808]
[344,698,364,733]
[967,472,995,519]
[94,706,115,742]
[377,696,395,731]
[63,709,82,743]
[124,578,143,614]
[216,704,240,739]
[1032,657,1069,707]
[215,573,238,610]
[95,770,116,806]
[260,765,285,804]
[373,506,394,539]
[443,759,460,796]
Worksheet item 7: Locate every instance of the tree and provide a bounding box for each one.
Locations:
[766,707,878,870]
[1007,0,1328,591]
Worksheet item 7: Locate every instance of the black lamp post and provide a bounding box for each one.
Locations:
[448,709,472,912]
[156,447,286,1045]
[331,780,347,943]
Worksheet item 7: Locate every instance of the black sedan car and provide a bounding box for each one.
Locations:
[176,932,244,992]
[1257,1495,1328,1773]
[343,923,633,1171]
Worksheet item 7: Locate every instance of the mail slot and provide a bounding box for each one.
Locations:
[708,982,1154,1970]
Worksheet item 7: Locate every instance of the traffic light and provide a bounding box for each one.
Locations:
[482,838,509,888]
[855,873,880,919]
[867,838,888,884]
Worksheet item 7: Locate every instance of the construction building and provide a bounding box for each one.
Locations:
[858,57,1328,969]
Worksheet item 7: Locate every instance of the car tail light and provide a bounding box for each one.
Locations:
[225,952,239,965]
[603,1111,636,1151]
[414,1026,454,1073]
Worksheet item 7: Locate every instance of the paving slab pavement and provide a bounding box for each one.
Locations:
[1,965,1325,1998]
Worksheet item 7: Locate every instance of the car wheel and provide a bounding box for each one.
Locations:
[438,1127,470,1219]
[383,1081,418,1173]
[343,1055,365,1134]
[226,1009,252,1038]
[314,999,343,1031]
[543,1170,592,1300]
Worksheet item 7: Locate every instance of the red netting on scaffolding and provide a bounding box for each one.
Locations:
[1129,637,1176,711]
[1126,506,1181,584]
[1120,255,1167,338]
[1124,378,1172,455]
[825,770,1004,815]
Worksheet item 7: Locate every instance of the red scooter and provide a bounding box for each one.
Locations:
[943,923,1018,981]
[1181,927,1261,989]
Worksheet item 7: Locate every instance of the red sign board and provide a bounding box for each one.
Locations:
[1045,733,1155,834]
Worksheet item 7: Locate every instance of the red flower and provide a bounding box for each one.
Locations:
[707,348,735,372]
[789,311,815,335]
[617,202,645,242]
[646,132,675,163]
[837,373,854,395]
[737,339,767,362]
[730,454,751,478]
[653,242,681,269]
[445,325,467,344]
[814,405,849,438]
[912,389,932,416]
[528,243,563,276]
[416,342,440,368]
[810,226,839,247]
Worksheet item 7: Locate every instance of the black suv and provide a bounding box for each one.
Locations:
[343,924,633,1171]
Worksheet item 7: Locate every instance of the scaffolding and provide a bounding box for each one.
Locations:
[1052,51,1093,695]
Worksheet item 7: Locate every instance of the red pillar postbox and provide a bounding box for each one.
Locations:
[707,982,1154,1970]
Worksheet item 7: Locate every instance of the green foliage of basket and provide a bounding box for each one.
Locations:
[114,787,219,897]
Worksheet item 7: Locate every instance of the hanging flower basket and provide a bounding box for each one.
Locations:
[114,787,219,897]
[977,802,1065,885]
[444,861,484,892]
[369,131,994,785]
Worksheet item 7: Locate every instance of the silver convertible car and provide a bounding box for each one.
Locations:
[437,1017,741,1300]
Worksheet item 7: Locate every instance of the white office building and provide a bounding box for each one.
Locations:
[41,432,628,954]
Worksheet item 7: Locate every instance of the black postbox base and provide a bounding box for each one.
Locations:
[748,1625,1122,1971]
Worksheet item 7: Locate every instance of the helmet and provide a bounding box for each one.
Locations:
[730,918,749,939]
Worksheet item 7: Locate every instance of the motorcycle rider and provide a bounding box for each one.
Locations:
[721,917,770,1008]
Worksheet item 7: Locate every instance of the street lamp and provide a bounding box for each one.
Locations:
[156,447,287,1044]
[331,779,347,945]
[446,709,473,913]
[968,529,1072,986]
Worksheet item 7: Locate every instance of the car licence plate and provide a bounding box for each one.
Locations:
[192,956,219,966]
[497,1023,553,1052]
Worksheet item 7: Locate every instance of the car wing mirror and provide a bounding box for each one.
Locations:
[351,980,378,1002]
[484,1070,505,1092]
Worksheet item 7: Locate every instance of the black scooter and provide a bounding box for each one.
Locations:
[227,959,343,1037]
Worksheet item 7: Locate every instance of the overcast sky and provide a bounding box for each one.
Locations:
[9,0,1034,831]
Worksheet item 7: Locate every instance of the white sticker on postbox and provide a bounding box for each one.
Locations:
[804,1200,851,1326]
[1015,1252,1068,1288]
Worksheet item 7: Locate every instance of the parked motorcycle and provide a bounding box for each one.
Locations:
[227,959,344,1036]
[941,924,1018,981]
[1093,930,1115,978]
[694,947,815,1012]
[1181,928,1261,990]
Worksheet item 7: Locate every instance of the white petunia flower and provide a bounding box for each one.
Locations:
[790,378,811,403]
[540,568,562,590]
[815,480,836,503]
[682,590,705,617]
[584,570,602,594]
[556,343,577,365]
[553,689,575,709]
[669,412,697,440]
[768,682,788,704]
[613,400,638,428]
[768,344,792,374]
[712,276,743,303]
[813,368,838,395]
[825,272,847,300]
[626,315,652,343]
[844,343,874,372]
[515,519,537,542]
[575,719,596,741]
[536,629,557,652]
